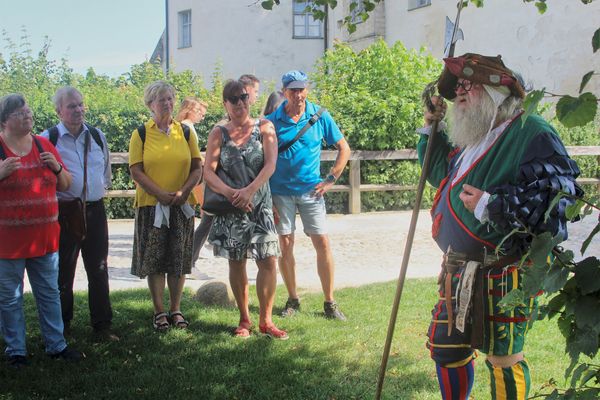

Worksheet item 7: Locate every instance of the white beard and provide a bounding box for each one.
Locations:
[448,94,497,149]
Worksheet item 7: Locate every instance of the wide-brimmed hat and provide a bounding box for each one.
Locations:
[437,53,525,100]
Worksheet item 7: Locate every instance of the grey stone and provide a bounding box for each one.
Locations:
[193,280,236,308]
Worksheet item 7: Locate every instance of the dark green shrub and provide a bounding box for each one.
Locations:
[312,40,442,212]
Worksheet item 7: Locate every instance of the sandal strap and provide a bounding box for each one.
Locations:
[153,312,170,330]
[170,311,189,327]
[154,312,168,321]
[234,326,251,338]
[259,324,288,340]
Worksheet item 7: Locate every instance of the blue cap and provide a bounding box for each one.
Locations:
[282,70,308,89]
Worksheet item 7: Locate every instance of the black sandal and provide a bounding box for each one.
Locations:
[153,312,170,331]
[169,311,189,329]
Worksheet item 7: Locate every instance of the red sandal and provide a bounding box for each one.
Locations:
[259,324,289,340]
[234,320,252,338]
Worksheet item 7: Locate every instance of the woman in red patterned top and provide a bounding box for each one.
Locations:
[0,94,83,368]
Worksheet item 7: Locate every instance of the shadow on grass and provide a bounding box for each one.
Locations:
[1,282,440,400]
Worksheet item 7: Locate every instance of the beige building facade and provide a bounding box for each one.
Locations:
[159,0,327,87]
[157,0,599,96]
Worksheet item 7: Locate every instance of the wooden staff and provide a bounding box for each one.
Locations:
[374,2,464,399]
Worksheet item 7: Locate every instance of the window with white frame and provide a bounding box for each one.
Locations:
[408,0,431,11]
[350,0,367,24]
[293,1,323,38]
[178,10,191,48]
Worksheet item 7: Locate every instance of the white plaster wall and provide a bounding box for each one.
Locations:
[385,0,600,96]
[167,0,326,90]
[326,0,386,52]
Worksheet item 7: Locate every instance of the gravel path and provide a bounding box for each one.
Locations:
[43,209,599,294]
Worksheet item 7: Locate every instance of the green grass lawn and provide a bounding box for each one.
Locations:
[1,279,572,399]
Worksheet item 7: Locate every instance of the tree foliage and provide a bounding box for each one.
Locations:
[312,40,441,150]
[496,197,600,398]
[0,31,227,218]
[261,0,383,33]
[311,40,442,211]
[0,33,448,215]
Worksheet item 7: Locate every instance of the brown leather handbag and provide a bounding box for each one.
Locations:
[58,133,90,241]
[58,198,87,241]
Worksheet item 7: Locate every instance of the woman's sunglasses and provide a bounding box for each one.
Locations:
[227,93,250,104]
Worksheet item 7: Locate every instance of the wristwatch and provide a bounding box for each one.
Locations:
[52,164,63,176]
[325,173,337,183]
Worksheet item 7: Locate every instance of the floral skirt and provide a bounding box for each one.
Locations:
[131,206,194,278]
[209,187,280,261]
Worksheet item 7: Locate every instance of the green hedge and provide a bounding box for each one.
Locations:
[311,40,442,212]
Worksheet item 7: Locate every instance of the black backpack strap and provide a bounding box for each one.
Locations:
[0,141,5,160]
[48,125,59,146]
[32,135,45,154]
[182,123,190,142]
[84,123,104,151]
[137,122,189,153]
[48,124,104,151]
[278,107,326,154]
[137,124,146,144]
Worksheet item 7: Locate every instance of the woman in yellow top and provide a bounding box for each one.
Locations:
[129,81,203,331]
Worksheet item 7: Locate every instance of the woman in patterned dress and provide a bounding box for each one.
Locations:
[204,80,287,339]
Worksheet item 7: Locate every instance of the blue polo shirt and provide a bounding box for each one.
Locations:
[267,100,343,196]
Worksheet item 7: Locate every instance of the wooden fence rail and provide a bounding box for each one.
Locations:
[108,146,600,214]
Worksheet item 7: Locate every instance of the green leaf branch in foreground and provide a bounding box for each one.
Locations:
[496,190,600,397]
[579,71,595,94]
[593,27,600,53]
[521,90,599,129]
[556,93,599,128]
[521,89,546,127]
[260,0,383,33]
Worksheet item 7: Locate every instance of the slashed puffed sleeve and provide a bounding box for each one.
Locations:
[486,130,583,250]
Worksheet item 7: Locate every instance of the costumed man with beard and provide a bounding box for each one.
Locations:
[418,54,583,400]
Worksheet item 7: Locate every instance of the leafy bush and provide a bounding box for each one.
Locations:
[1,34,597,217]
[311,40,442,212]
[0,34,230,218]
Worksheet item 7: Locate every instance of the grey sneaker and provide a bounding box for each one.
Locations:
[280,298,300,317]
[324,301,347,321]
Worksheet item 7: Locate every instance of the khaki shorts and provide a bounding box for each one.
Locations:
[272,192,328,235]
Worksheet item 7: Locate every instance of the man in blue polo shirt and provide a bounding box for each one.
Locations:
[266,70,350,320]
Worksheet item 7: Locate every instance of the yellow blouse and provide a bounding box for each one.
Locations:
[128,119,201,207]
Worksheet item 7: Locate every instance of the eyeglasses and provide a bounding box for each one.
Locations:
[226,93,249,104]
[9,109,33,119]
[454,80,473,93]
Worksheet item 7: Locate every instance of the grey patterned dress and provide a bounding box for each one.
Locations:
[209,120,280,261]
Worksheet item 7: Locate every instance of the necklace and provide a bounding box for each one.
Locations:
[0,132,31,156]
[13,148,30,156]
